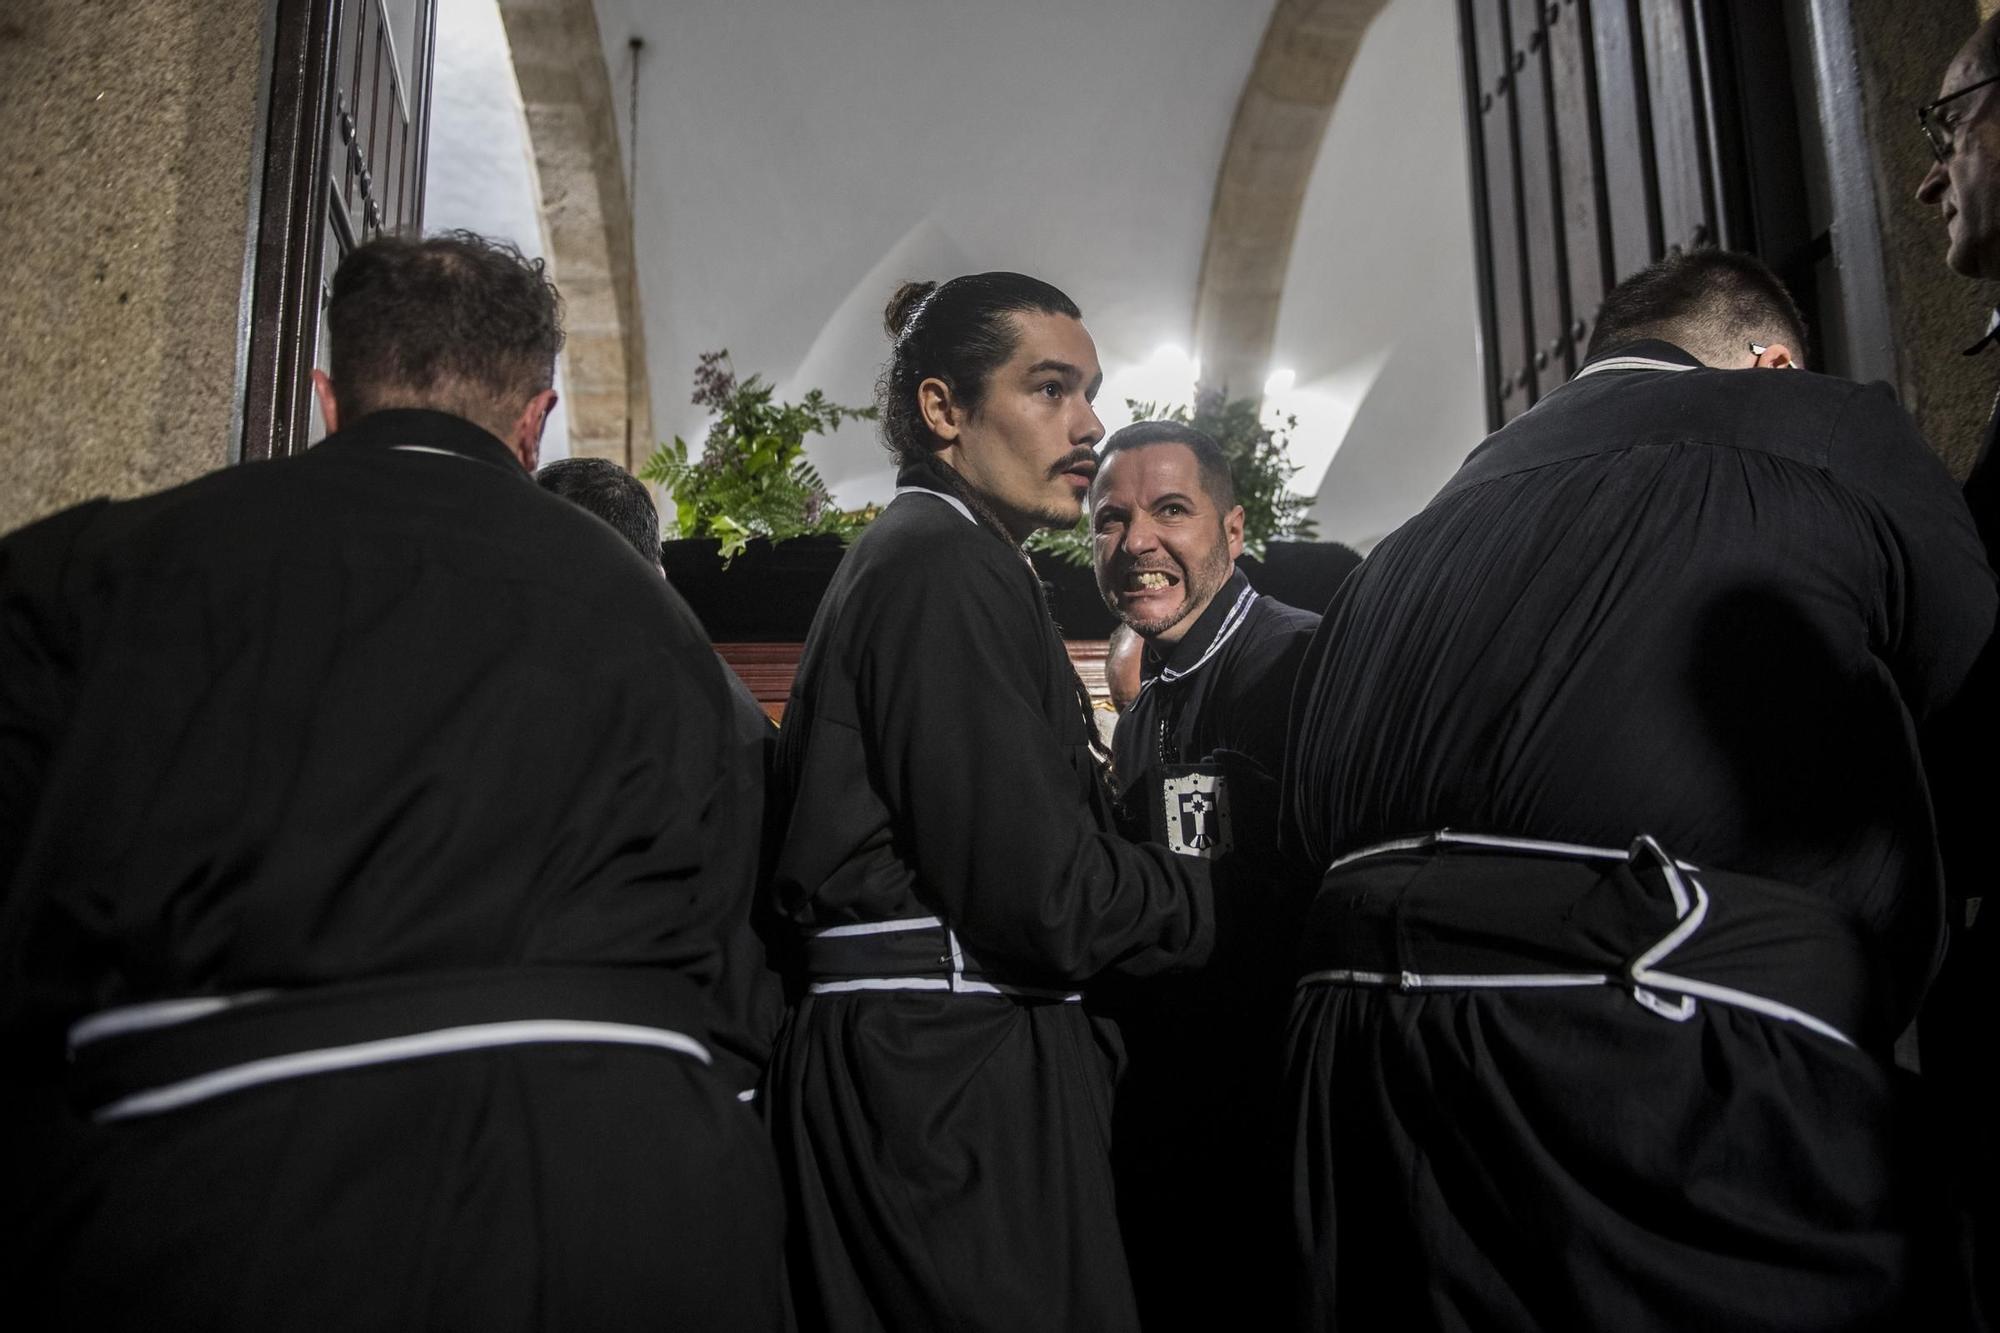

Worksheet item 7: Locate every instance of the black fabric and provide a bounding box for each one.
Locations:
[1281,344,1996,1329]
[1301,842,1887,1056]
[1964,398,2000,560]
[1102,568,1320,1329]
[765,476,1216,1332]
[1922,393,2000,1331]
[1284,342,1994,1019]
[1288,848,1917,1333]
[28,1044,786,1331]
[0,408,785,1328]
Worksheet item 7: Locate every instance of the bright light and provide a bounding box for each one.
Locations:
[1265,348,1395,498]
[1095,340,1204,436]
[1264,367,1296,395]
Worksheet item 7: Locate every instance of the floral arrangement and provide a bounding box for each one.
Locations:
[639,351,879,563]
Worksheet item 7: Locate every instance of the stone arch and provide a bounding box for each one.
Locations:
[494,0,650,466]
[1192,0,1390,400]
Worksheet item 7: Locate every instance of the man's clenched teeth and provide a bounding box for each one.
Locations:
[1129,571,1175,591]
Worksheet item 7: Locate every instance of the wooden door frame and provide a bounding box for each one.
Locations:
[240,0,341,463]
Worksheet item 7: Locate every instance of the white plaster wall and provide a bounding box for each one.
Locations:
[426,0,571,460]
[1267,0,1486,550]
[592,0,1276,504]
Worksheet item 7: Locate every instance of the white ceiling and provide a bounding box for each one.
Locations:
[589,0,1278,501]
[428,0,1487,547]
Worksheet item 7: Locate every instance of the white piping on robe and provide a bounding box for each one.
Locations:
[70,991,278,1049]
[1570,355,1698,380]
[389,444,485,461]
[893,485,977,526]
[812,916,944,938]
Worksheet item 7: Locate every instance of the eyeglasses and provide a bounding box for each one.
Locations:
[1919,72,2000,164]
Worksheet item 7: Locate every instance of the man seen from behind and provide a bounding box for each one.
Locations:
[0,231,786,1330]
[1281,247,1995,1330]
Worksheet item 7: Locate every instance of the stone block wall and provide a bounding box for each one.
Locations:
[0,0,266,535]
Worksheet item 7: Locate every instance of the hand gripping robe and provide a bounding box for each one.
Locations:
[1280,343,1998,1331]
[1103,567,1320,1329]
[766,474,1217,1333]
[0,410,787,1331]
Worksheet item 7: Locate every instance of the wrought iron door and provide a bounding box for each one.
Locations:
[240,0,437,461]
[1459,0,1819,427]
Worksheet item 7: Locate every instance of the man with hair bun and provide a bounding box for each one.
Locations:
[0,230,786,1329]
[1281,247,1994,1328]
[765,272,1216,1331]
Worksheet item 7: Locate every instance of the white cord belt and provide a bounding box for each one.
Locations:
[71,988,712,1124]
[804,915,1083,1003]
[1299,831,1858,1049]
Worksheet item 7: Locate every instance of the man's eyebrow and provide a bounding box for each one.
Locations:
[1150,491,1199,509]
[1023,359,1084,381]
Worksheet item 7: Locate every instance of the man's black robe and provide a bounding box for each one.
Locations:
[1925,379,2000,1329]
[1281,342,1996,1330]
[1103,567,1319,1329]
[0,410,786,1330]
[765,475,1216,1333]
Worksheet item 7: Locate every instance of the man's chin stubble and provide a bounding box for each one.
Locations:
[1031,498,1084,532]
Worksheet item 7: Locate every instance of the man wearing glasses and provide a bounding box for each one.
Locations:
[1919,15,2000,556]
[1920,20,2000,296]
[1917,18,2000,1328]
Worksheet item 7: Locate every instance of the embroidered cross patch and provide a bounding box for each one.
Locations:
[1162,768,1232,859]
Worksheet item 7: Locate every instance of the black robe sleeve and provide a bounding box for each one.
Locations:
[856,534,1215,984]
[0,503,102,901]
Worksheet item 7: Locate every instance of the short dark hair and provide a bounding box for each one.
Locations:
[327,230,565,424]
[536,458,661,565]
[1585,247,1808,367]
[1096,421,1237,511]
[876,272,1082,469]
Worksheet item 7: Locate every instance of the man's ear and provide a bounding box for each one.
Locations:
[1751,342,1798,371]
[311,370,341,435]
[917,376,962,445]
[1223,504,1246,562]
[509,389,559,471]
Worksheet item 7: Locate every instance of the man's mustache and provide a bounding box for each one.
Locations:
[1047,448,1099,480]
